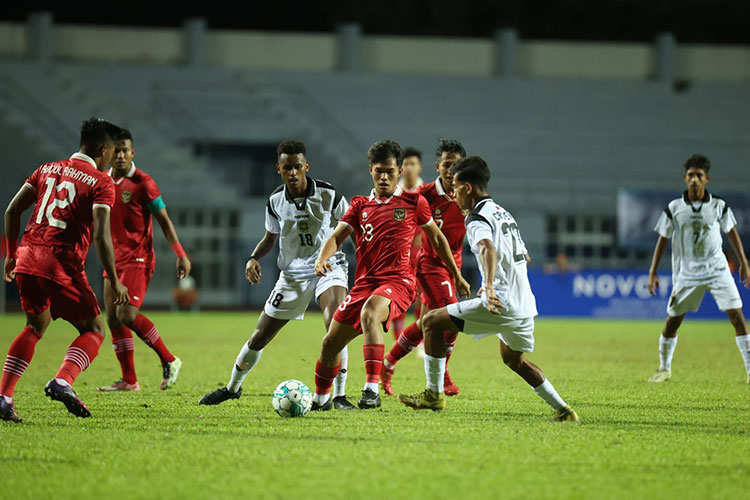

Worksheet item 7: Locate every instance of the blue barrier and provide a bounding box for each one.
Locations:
[528,269,750,319]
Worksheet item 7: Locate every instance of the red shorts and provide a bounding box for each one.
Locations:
[333,279,416,334]
[16,272,100,323]
[104,266,153,308]
[418,258,459,311]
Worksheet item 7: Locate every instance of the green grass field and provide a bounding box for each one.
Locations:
[1,311,749,499]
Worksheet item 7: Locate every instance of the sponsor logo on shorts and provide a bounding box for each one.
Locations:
[393,208,405,222]
[134,296,140,301]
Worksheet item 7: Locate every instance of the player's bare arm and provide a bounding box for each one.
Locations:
[153,207,191,279]
[245,230,279,285]
[648,236,669,295]
[315,222,353,277]
[727,227,750,287]
[421,220,470,299]
[3,184,36,282]
[93,206,129,305]
[476,238,503,314]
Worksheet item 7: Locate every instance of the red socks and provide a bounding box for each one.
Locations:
[55,331,103,385]
[385,322,422,367]
[0,327,42,398]
[314,361,340,395]
[111,326,137,385]
[363,344,385,383]
[131,314,175,365]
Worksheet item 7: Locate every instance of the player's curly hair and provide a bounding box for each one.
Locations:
[436,138,466,158]
[450,156,490,190]
[79,117,121,151]
[684,154,711,173]
[403,147,421,160]
[367,140,404,166]
[277,139,306,158]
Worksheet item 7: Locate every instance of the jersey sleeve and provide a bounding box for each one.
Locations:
[466,215,494,245]
[333,194,349,222]
[143,176,166,213]
[654,207,673,239]
[93,177,116,209]
[416,195,433,227]
[24,167,40,192]
[338,197,360,230]
[265,199,281,234]
[720,204,737,233]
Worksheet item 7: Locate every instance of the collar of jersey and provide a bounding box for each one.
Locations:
[369,185,403,203]
[70,152,97,170]
[434,177,456,201]
[469,196,493,215]
[108,162,137,184]
[682,190,710,206]
[284,177,315,210]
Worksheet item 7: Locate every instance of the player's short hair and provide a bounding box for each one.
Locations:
[277,139,306,158]
[115,127,134,144]
[403,147,421,160]
[436,138,466,158]
[368,140,404,166]
[79,117,121,150]
[450,156,490,190]
[684,154,711,173]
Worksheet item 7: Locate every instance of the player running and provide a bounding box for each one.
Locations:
[398,156,579,422]
[647,154,750,383]
[97,129,190,392]
[199,140,355,409]
[1,118,129,422]
[311,140,470,411]
[382,139,466,397]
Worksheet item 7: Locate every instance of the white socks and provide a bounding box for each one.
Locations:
[226,343,263,393]
[735,334,750,375]
[659,335,678,371]
[333,345,348,398]
[313,392,330,405]
[363,382,379,393]
[533,379,567,410]
[424,355,446,393]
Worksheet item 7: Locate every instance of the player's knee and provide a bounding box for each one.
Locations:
[422,309,440,334]
[116,307,137,326]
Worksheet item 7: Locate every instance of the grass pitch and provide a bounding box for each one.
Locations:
[1,312,749,499]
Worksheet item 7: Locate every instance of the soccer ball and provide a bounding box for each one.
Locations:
[272,379,313,418]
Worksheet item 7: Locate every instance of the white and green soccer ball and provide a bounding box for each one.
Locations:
[272,379,313,418]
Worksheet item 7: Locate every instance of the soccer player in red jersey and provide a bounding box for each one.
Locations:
[310,140,471,410]
[1,118,129,422]
[381,139,467,396]
[97,129,190,392]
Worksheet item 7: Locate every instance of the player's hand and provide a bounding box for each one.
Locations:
[648,273,659,295]
[739,262,750,288]
[454,274,471,300]
[315,259,332,277]
[246,258,261,285]
[484,287,504,315]
[111,280,130,305]
[176,256,191,279]
[4,257,16,282]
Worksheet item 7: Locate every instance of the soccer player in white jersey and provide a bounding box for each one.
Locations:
[398,156,579,422]
[647,154,750,383]
[199,140,356,409]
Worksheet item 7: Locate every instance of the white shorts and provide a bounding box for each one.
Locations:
[446,297,535,353]
[264,266,348,321]
[667,270,742,317]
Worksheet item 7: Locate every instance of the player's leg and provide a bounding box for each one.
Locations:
[0,306,51,423]
[199,313,288,405]
[382,313,425,396]
[98,276,139,391]
[649,314,685,382]
[709,272,749,381]
[397,307,456,411]
[498,340,578,422]
[357,294,395,409]
[726,309,750,382]
[318,285,355,409]
[312,319,360,411]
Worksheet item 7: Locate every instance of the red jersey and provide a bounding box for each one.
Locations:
[15,153,115,287]
[339,186,433,287]
[417,178,465,268]
[108,163,163,270]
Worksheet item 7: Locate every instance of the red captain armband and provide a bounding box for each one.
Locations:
[171,242,187,259]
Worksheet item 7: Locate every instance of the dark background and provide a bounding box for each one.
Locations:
[3,0,750,43]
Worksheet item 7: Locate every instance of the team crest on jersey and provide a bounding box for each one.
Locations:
[393,208,406,222]
[362,211,368,220]
[298,221,310,232]
[121,191,132,203]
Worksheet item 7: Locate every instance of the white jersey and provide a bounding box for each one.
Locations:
[465,197,537,318]
[654,191,737,284]
[265,178,348,275]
